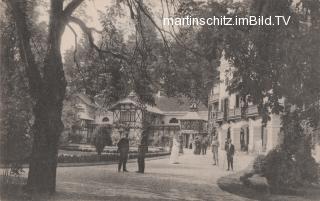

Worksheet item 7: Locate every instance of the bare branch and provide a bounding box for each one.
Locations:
[68,16,129,62]
[63,0,85,17]
[133,0,170,50]
[66,24,78,62]
[67,24,88,90]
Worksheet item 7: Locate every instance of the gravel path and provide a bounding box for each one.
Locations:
[46,150,255,201]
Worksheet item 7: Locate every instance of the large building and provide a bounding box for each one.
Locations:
[208,55,281,153]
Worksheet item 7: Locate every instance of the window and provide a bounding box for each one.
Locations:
[102,117,109,122]
[235,95,240,108]
[213,102,219,111]
[169,118,178,124]
[120,111,136,122]
[208,105,212,120]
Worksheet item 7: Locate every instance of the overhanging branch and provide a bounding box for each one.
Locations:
[63,0,85,17]
[68,16,129,62]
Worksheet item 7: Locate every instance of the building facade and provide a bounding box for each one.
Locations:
[109,91,208,147]
[66,91,208,148]
[208,55,281,153]
[64,93,113,144]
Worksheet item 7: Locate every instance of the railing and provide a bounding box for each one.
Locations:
[208,93,219,103]
[215,111,224,121]
[228,108,241,120]
[246,105,259,116]
[214,105,259,123]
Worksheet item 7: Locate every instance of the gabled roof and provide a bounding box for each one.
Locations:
[154,96,207,112]
[109,98,163,115]
[75,93,99,108]
[78,113,94,121]
[145,105,163,115]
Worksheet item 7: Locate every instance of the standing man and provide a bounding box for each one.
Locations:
[211,133,220,165]
[117,130,129,172]
[137,130,148,173]
[226,138,235,171]
[201,135,208,155]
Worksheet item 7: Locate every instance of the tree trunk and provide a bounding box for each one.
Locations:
[26,1,67,193]
[8,0,82,193]
[26,52,66,193]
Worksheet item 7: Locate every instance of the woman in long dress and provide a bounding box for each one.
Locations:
[170,136,180,164]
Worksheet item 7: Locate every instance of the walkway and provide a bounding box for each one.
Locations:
[48,149,255,201]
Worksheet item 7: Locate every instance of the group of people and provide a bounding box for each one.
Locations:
[117,129,148,173]
[117,129,236,173]
[193,135,210,155]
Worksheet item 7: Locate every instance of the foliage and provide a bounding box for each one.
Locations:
[92,126,112,156]
[261,112,319,189]
[252,155,266,175]
[68,133,83,144]
[224,0,320,125]
[0,7,33,172]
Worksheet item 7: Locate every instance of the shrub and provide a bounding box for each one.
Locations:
[262,149,301,190]
[262,112,320,191]
[92,126,112,157]
[69,133,83,143]
[253,154,266,175]
[262,148,319,191]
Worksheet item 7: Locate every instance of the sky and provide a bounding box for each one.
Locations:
[36,0,170,57]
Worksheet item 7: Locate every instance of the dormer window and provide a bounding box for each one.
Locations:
[169,118,179,124]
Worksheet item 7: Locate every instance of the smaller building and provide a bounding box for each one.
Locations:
[64,93,112,144]
[179,104,208,148]
[64,91,209,148]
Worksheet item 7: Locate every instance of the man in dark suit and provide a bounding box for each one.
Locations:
[137,130,148,173]
[201,135,209,155]
[117,130,129,172]
[226,138,235,171]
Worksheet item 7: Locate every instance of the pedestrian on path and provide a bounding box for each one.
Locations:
[226,138,235,171]
[194,136,201,155]
[117,130,129,172]
[211,134,219,165]
[170,134,180,164]
[137,130,148,173]
[201,135,208,155]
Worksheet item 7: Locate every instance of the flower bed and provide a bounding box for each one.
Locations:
[59,144,165,153]
[57,152,170,163]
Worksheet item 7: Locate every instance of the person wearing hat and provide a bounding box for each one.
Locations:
[117,130,130,172]
[226,138,235,171]
[137,130,148,173]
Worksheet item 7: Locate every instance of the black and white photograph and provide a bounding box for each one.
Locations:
[0,0,320,200]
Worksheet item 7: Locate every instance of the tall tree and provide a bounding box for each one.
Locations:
[4,0,177,193]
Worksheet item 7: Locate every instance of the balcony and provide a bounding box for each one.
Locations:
[215,111,224,122]
[246,105,259,117]
[208,93,219,104]
[228,108,241,120]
